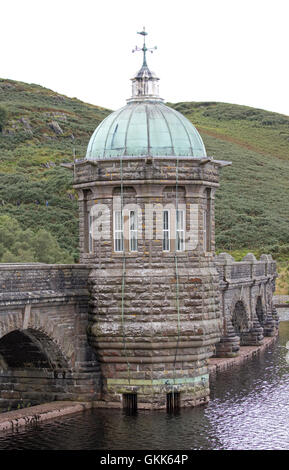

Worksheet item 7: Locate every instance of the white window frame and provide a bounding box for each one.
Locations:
[129,210,138,252]
[176,209,185,252]
[114,210,124,252]
[163,209,170,251]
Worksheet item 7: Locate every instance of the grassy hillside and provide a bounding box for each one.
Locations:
[169,101,289,294]
[169,101,289,161]
[0,79,288,292]
[0,78,110,262]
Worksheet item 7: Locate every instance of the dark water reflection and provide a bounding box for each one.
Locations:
[0,322,288,450]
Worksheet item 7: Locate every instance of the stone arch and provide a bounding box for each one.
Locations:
[29,309,74,368]
[0,324,73,410]
[0,311,25,343]
[0,328,68,370]
[0,309,74,369]
[225,287,251,324]
[231,300,250,341]
[255,295,265,326]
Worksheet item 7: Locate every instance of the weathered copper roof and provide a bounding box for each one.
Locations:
[86,101,207,159]
[86,28,206,160]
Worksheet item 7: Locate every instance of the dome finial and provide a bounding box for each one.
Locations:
[132,26,157,68]
[129,27,162,103]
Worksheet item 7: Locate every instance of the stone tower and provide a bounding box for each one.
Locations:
[72,29,230,409]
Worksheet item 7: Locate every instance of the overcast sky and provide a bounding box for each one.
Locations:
[1,0,288,115]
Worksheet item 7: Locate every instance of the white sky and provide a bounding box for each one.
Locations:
[1,0,288,115]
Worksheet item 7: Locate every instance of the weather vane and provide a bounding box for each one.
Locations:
[132,27,157,67]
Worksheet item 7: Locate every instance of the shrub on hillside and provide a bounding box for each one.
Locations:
[0,215,73,263]
[0,106,8,132]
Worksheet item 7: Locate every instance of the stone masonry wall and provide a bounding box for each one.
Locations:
[215,253,278,357]
[0,264,101,410]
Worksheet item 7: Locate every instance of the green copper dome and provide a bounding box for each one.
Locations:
[86,28,207,160]
[86,101,207,159]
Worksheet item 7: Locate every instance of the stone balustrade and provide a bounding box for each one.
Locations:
[214,253,278,358]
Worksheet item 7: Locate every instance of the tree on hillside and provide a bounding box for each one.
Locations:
[0,106,8,132]
[0,215,73,264]
[32,229,73,264]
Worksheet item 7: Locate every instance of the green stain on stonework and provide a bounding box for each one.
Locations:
[106,374,209,387]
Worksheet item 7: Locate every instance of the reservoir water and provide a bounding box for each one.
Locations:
[0,320,288,450]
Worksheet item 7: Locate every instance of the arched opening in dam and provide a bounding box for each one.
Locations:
[256,296,265,326]
[231,300,249,344]
[0,329,70,411]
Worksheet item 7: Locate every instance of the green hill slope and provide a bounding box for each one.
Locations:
[169,101,289,161]
[0,78,110,262]
[0,79,288,281]
[169,102,289,249]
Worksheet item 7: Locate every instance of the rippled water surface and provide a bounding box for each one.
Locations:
[0,321,288,450]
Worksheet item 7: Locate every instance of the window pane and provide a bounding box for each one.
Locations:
[114,211,124,252]
[115,211,123,230]
[115,233,124,252]
[163,210,170,251]
[130,232,137,251]
[163,231,169,251]
[176,210,185,251]
[129,211,137,251]
[177,232,184,251]
[163,210,169,230]
[130,211,136,230]
[176,210,184,230]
